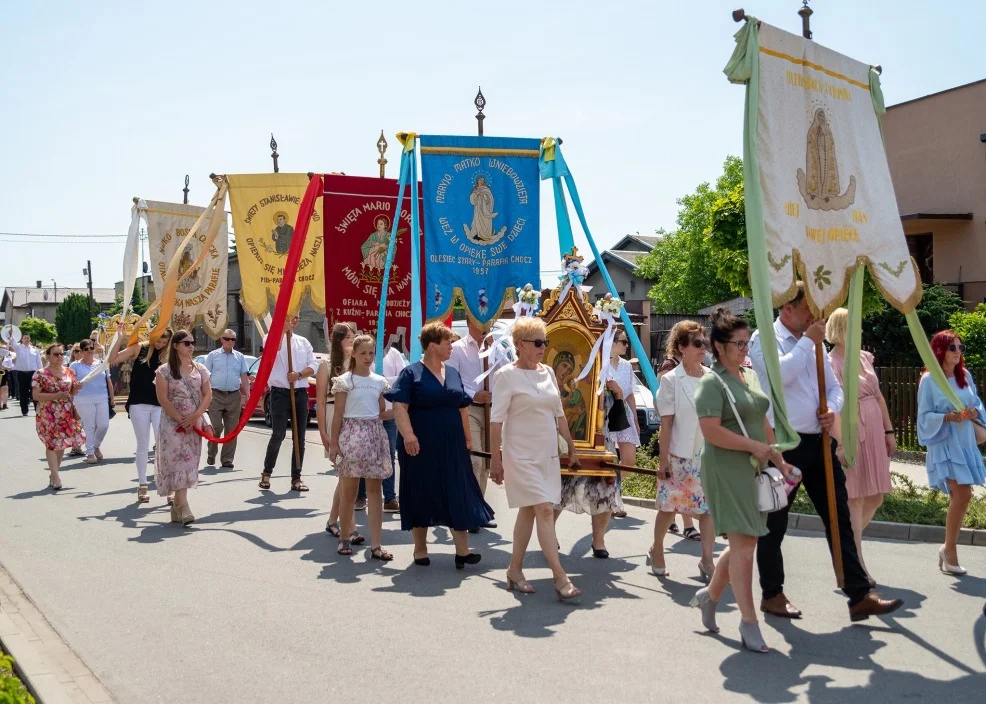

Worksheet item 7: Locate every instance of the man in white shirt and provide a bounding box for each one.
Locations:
[379,344,407,512]
[262,314,317,492]
[447,318,497,531]
[749,282,902,622]
[12,333,43,416]
[204,329,250,468]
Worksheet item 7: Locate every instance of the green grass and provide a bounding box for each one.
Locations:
[0,651,35,704]
[622,447,986,529]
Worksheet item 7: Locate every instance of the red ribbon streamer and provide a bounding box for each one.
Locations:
[191,174,324,444]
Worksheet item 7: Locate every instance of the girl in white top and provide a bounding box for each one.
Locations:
[319,322,356,536]
[327,334,393,560]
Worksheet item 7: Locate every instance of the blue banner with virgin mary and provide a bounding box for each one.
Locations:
[419,135,540,325]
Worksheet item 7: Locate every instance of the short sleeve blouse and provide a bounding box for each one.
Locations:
[332,371,389,419]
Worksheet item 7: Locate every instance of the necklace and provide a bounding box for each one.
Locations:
[519,364,542,395]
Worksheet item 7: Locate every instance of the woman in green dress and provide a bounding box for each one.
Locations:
[691,307,794,654]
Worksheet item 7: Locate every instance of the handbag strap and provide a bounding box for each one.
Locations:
[708,369,763,472]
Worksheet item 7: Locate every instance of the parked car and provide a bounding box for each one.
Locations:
[246,353,325,427]
[633,371,661,447]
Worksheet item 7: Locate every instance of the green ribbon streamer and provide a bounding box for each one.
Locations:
[840,266,866,466]
[723,17,799,451]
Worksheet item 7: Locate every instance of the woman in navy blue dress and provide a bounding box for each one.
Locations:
[385,322,494,568]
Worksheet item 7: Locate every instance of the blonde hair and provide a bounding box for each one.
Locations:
[826,308,848,346]
[511,317,546,345]
[665,319,705,359]
[420,321,453,349]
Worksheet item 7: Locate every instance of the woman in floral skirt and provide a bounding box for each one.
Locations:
[32,343,86,490]
[155,330,212,526]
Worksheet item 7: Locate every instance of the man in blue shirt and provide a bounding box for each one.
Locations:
[204,329,249,467]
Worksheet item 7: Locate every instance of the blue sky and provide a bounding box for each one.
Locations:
[0,0,982,293]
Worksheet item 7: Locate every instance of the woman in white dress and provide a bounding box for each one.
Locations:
[603,327,638,517]
[490,317,583,602]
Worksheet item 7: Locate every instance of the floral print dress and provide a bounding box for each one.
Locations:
[33,368,86,451]
[155,363,210,496]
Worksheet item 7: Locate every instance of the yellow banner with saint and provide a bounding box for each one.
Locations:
[227,173,325,316]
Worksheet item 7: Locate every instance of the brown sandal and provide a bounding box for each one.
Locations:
[137,486,149,504]
[370,547,394,561]
[291,480,309,492]
[259,473,271,490]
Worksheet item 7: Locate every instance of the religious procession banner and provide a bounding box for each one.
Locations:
[226,174,325,317]
[322,174,423,356]
[727,21,920,317]
[145,200,229,338]
[419,135,540,325]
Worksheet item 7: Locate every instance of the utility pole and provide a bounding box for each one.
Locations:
[84,260,94,317]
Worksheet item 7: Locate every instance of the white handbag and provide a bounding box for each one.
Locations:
[709,370,789,514]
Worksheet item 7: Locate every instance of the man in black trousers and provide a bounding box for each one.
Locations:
[749,282,903,622]
[12,333,42,416]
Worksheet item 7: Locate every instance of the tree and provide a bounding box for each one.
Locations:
[18,317,57,346]
[638,155,886,317]
[862,284,965,366]
[107,285,149,317]
[949,303,986,368]
[55,293,94,344]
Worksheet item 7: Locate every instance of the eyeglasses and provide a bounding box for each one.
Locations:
[691,339,707,349]
[523,339,549,348]
[724,339,750,351]
[177,340,195,347]
[948,343,966,353]
[221,337,236,342]
[50,351,64,357]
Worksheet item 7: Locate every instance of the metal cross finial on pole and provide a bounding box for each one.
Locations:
[475,86,486,137]
[183,174,190,205]
[270,133,280,173]
[798,0,813,40]
[377,130,388,178]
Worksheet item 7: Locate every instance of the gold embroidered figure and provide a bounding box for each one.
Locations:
[797,108,856,211]
[176,246,201,294]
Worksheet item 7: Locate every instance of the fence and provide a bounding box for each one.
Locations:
[649,314,710,367]
[874,366,986,449]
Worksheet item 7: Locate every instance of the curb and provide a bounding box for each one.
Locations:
[0,566,115,704]
[621,496,982,546]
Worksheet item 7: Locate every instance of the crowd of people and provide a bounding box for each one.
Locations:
[4,286,986,654]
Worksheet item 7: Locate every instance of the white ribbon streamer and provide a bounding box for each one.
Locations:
[474,301,537,386]
[81,199,145,385]
[575,310,618,395]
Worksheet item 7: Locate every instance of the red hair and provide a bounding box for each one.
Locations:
[930,330,968,389]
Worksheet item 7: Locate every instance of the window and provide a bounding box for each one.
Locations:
[630,280,636,294]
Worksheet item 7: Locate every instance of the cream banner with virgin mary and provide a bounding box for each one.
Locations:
[747,22,920,316]
[145,199,229,338]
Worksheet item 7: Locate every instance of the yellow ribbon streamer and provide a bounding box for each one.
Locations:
[397,132,417,153]
[540,137,557,162]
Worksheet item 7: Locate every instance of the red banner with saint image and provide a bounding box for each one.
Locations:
[322,174,423,355]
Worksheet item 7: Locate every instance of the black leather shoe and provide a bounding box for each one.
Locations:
[455,553,482,569]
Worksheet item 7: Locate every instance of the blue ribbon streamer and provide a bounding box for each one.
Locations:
[541,143,661,403]
[409,144,423,361]
[375,151,412,372]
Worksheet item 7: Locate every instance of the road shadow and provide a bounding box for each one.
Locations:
[718,613,986,702]
[293,531,404,585]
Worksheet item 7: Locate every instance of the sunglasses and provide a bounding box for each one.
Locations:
[948,343,966,353]
[691,339,707,349]
[616,339,629,346]
[523,339,549,348]
[177,340,195,347]
[222,337,236,342]
[50,351,64,357]
[80,345,92,351]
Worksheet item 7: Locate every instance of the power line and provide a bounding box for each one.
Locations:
[0,238,124,244]
[0,231,126,239]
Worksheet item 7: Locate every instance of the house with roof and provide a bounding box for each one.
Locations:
[1,285,116,326]
[582,234,658,302]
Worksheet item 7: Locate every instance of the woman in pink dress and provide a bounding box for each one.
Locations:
[32,343,86,490]
[827,309,894,586]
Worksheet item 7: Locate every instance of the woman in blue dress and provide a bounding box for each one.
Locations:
[917,330,986,576]
[385,321,494,568]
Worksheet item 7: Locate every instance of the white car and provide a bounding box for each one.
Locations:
[633,371,661,446]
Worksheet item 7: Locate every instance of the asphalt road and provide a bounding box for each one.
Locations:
[1,409,985,703]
